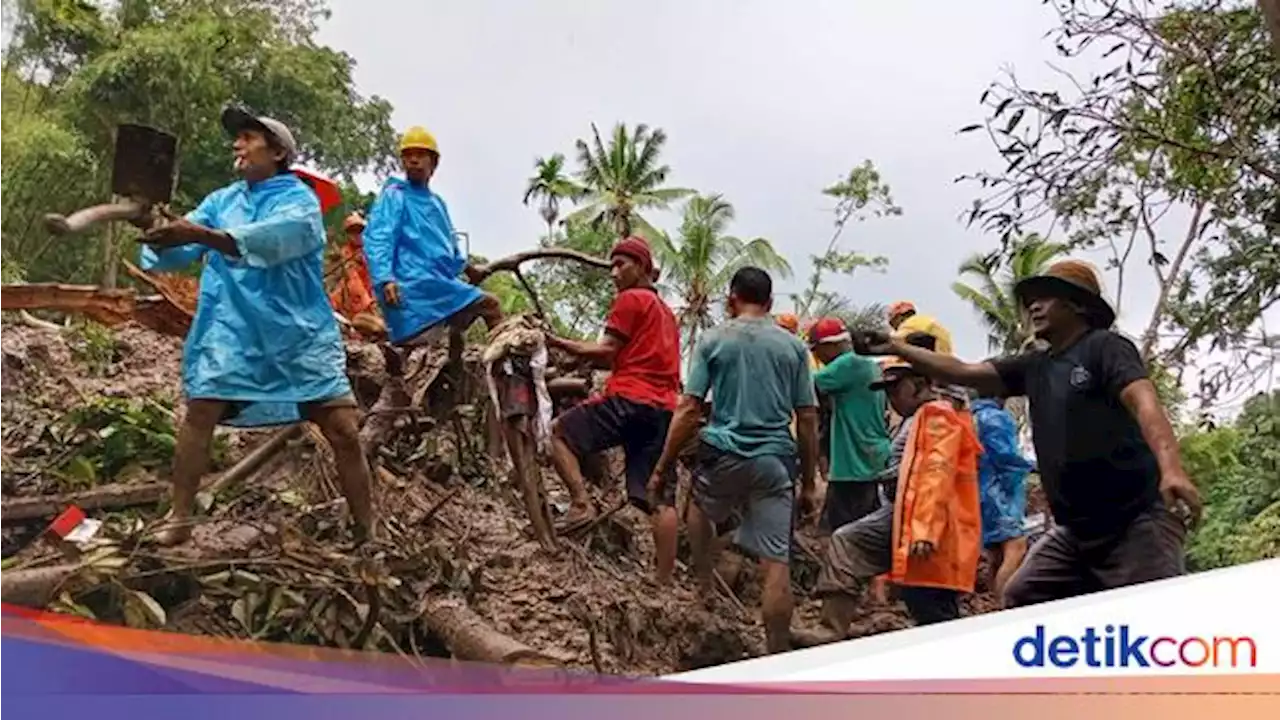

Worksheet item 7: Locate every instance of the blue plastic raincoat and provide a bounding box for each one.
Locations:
[361,177,482,344]
[972,399,1034,545]
[140,173,351,428]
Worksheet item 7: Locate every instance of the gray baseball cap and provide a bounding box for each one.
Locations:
[221,106,298,164]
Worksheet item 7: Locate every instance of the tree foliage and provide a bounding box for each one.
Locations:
[2,0,396,285]
[1183,390,1280,569]
[651,193,791,354]
[790,161,898,320]
[566,122,694,240]
[959,0,1278,406]
[951,234,1070,354]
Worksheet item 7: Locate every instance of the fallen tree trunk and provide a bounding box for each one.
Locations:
[1,563,80,607]
[2,481,170,522]
[420,595,564,667]
[201,425,304,500]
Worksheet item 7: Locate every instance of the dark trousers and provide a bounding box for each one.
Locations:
[820,481,881,532]
[1004,505,1186,608]
[899,586,961,625]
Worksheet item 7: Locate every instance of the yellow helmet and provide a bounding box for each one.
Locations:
[400,126,439,155]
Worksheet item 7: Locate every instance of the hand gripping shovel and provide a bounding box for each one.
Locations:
[44,123,178,235]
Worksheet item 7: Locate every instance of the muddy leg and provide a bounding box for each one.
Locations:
[308,405,376,541]
[549,420,595,523]
[686,501,716,599]
[157,399,226,545]
[994,536,1028,601]
[651,505,678,585]
[759,558,795,654]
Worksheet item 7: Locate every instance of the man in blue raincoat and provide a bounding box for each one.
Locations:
[138,107,375,546]
[361,125,502,347]
[971,391,1035,599]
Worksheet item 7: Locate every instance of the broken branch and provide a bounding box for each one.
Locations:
[471,248,609,283]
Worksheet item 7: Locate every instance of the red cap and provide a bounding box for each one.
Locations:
[611,236,654,273]
[807,317,850,346]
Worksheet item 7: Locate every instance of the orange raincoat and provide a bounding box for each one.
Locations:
[889,399,982,593]
[329,240,377,320]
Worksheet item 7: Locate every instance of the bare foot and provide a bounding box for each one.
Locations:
[153,520,194,546]
[556,503,596,533]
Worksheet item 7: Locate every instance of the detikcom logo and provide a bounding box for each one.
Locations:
[1013,625,1258,669]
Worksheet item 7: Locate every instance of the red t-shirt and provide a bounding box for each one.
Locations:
[603,288,680,410]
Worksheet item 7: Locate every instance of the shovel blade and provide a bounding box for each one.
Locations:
[111,124,178,204]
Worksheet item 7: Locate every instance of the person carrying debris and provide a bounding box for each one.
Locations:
[361,126,502,347]
[855,260,1202,607]
[795,359,981,645]
[971,389,1034,599]
[806,317,891,531]
[649,267,821,654]
[543,236,681,583]
[137,107,375,545]
[888,301,953,355]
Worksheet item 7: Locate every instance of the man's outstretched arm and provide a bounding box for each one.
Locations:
[861,331,1008,395]
[546,332,623,369]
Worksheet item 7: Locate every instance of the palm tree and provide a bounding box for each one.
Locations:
[566,122,693,240]
[950,235,1069,354]
[522,153,582,243]
[651,193,792,360]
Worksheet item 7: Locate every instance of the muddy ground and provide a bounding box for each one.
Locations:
[0,320,1026,675]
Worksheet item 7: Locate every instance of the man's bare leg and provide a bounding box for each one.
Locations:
[686,502,716,599]
[994,536,1028,602]
[157,399,226,545]
[651,505,678,585]
[759,558,795,654]
[549,423,595,524]
[307,405,376,541]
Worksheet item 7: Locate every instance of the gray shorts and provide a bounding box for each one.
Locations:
[691,441,795,563]
[815,504,893,596]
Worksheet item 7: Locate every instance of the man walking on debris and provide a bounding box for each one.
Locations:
[806,317,891,531]
[855,260,1202,607]
[649,267,821,654]
[796,359,981,644]
[543,236,682,583]
[362,126,502,347]
[138,107,375,545]
[971,389,1034,599]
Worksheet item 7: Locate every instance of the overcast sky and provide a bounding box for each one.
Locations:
[316,0,1217,366]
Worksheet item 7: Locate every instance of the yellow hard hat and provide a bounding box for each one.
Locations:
[400,126,439,155]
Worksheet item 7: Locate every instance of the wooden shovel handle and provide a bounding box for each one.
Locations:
[44,199,147,235]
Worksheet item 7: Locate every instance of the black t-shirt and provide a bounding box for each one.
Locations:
[991,330,1159,538]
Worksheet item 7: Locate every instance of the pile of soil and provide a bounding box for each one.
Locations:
[1,319,1008,676]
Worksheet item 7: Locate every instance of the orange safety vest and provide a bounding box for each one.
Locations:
[889,399,982,593]
[329,241,377,320]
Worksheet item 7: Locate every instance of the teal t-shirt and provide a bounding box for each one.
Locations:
[685,317,818,458]
[813,351,890,481]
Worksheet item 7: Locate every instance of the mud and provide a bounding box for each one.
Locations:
[1,320,1015,676]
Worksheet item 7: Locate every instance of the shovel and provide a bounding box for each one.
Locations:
[44,123,178,235]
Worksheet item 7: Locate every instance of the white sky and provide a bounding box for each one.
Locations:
[293,1,1268,412]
